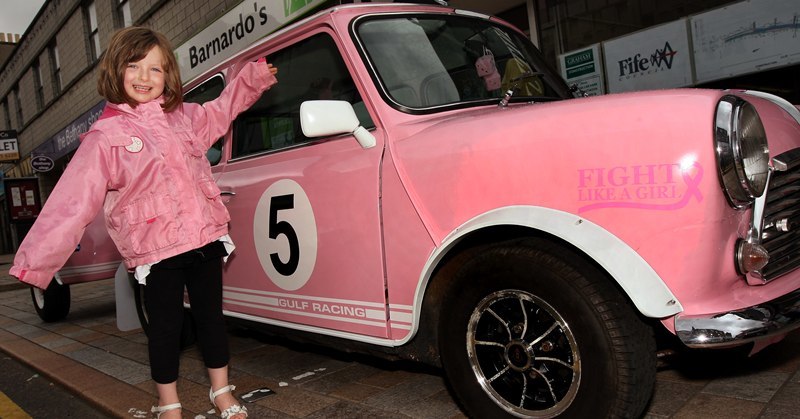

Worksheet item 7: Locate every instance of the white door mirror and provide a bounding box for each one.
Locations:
[299,100,376,149]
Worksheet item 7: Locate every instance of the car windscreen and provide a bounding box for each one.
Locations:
[354,14,572,111]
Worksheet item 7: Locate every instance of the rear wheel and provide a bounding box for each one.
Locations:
[30,280,70,322]
[439,239,655,418]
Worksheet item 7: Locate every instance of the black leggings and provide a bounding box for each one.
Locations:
[143,242,230,384]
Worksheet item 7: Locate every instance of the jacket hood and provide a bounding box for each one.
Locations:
[80,98,166,143]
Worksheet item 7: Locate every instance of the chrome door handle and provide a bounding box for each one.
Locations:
[220,191,236,196]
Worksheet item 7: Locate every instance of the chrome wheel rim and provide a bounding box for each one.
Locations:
[467,289,580,418]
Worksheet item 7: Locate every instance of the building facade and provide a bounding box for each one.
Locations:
[0,0,797,253]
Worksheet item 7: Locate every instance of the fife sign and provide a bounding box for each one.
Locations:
[603,19,693,93]
[616,41,677,77]
[0,130,20,162]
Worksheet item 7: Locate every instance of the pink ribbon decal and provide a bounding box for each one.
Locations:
[578,163,703,214]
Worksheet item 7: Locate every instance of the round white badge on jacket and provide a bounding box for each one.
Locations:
[126,136,143,153]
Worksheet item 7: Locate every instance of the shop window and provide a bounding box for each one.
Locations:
[84,1,101,61]
[33,60,45,109]
[1,98,11,129]
[49,42,62,94]
[116,0,132,28]
[12,85,23,128]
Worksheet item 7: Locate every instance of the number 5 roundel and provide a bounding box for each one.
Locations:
[253,179,318,291]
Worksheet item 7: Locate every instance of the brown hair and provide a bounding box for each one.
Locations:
[97,27,182,112]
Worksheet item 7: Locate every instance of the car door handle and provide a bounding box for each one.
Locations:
[220,190,236,196]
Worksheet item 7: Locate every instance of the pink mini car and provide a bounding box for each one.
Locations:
[58,3,800,418]
[30,210,121,322]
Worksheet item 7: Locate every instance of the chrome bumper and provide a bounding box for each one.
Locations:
[675,287,800,348]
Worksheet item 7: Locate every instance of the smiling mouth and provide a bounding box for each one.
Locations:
[132,85,152,93]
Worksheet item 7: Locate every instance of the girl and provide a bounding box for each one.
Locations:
[10,27,277,419]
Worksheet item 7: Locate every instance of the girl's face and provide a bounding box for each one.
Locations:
[124,46,166,104]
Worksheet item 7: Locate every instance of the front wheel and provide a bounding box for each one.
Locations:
[439,239,655,418]
[30,280,71,322]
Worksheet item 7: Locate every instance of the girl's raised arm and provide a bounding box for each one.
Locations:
[187,59,278,150]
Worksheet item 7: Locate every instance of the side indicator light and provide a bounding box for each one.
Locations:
[736,240,770,274]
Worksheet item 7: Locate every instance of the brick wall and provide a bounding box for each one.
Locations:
[58,12,90,88]
[1,0,217,178]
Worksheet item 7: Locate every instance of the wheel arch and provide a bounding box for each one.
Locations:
[408,206,682,363]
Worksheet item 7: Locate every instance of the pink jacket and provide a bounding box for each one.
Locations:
[10,60,277,289]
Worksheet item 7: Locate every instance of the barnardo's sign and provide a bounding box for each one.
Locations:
[603,19,693,93]
[175,0,327,83]
[0,130,19,162]
[559,44,605,96]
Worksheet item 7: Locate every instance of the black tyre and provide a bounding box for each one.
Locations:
[439,239,655,418]
[30,280,71,322]
[132,278,197,349]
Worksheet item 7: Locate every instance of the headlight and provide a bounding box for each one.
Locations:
[714,95,770,208]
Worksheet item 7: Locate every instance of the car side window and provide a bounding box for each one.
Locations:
[184,74,225,165]
[232,33,373,158]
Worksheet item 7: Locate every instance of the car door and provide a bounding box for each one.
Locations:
[215,31,389,338]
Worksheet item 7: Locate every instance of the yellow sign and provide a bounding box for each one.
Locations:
[0,130,19,162]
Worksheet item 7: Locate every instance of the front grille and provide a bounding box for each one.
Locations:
[761,148,800,280]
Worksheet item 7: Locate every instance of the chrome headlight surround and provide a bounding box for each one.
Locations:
[714,95,770,208]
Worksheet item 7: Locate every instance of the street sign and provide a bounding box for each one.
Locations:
[0,130,19,162]
[559,44,605,96]
[31,155,55,172]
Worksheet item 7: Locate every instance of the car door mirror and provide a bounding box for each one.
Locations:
[299,100,376,149]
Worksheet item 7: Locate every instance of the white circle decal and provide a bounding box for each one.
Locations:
[253,179,318,291]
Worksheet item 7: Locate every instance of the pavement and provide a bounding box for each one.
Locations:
[3,253,800,418]
[0,253,26,292]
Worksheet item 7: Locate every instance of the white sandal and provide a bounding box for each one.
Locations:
[210,385,248,419]
[151,402,181,418]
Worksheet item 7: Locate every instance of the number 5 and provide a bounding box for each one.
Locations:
[269,194,300,276]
